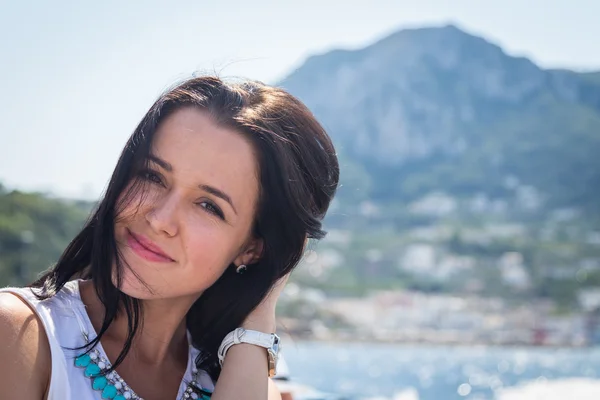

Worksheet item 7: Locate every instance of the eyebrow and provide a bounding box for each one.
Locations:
[147,154,238,215]
[148,154,172,171]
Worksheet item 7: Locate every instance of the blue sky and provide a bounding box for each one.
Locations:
[1,0,598,199]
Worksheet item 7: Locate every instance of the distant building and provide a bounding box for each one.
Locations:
[399,244,436,276]
[408,192,457,217]
[498,252,531,289]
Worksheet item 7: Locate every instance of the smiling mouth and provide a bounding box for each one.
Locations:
[126,229,174,263]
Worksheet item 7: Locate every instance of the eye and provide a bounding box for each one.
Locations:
[139,169,164,186]
[198,201,225,220]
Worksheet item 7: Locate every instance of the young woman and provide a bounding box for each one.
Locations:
[0,76,339,400]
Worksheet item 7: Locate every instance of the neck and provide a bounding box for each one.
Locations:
[79,280,198,366]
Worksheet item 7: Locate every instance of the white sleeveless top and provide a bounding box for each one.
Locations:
[0,280,215,399]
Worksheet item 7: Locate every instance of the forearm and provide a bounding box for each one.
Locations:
[211,316,279,400]
[211,343,271,400]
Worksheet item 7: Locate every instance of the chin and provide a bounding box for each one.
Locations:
[111,266,157,300]
[110,259,208,302]
[109,248,165,300]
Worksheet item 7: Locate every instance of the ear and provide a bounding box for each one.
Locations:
[234,237,264,266]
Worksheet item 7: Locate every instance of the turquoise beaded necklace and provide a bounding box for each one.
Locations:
[74,332,211,400]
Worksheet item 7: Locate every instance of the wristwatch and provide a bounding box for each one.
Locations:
[217,328,281,377]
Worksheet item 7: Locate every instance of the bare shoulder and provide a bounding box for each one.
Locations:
[0,292,51,399]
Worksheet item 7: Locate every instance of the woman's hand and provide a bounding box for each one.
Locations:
[213,274,290,400]
[241,273,290,333]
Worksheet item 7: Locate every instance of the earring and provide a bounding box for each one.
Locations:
[236,264,247,274]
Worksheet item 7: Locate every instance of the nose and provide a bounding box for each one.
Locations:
[145,191,179,237]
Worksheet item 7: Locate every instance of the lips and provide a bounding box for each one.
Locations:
[126,229,174,263]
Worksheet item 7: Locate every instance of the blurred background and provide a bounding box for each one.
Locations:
[2,1,600,399]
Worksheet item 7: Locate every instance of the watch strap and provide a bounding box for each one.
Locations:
[217,328,276,367]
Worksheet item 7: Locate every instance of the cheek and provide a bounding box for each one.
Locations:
[183,228,235,278]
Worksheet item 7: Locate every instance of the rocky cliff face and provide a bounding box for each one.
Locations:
[278,25,600,210]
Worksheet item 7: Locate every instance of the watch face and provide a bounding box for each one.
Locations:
[271,334,280,354]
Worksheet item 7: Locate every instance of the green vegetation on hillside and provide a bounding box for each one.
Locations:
[0,185,92,286]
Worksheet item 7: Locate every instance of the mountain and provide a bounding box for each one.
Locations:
[278,24,600,214]
[581,71,600,85]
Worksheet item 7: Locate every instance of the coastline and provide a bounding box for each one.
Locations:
[279,333,593,349]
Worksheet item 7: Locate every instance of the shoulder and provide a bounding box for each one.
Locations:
[0,292,51,398]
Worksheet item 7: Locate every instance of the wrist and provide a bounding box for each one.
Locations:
[242,314,276,333]
[218,327,281,377]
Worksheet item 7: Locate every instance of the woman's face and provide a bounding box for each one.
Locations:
[114,107,261,300]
